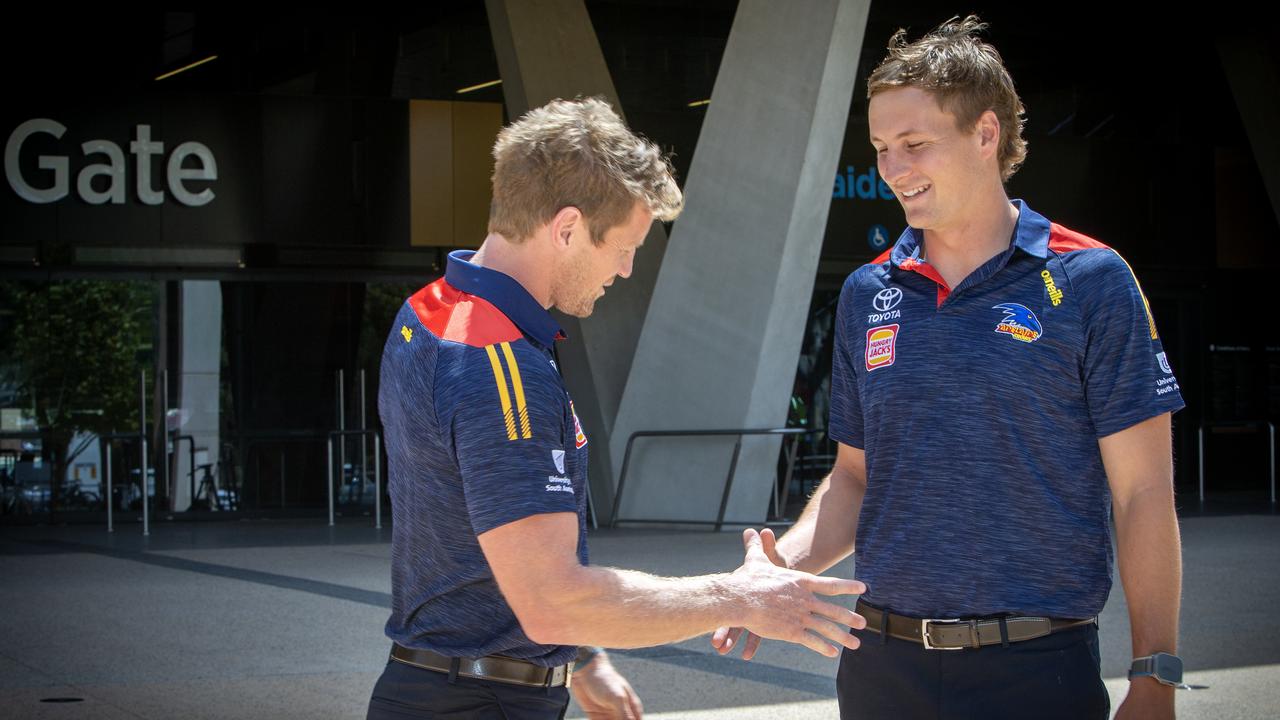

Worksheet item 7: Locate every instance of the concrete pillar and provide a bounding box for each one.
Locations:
[173,281,221,511]
[485,0,670,516]
[609,0,869,526]
[1219,36,1280,230]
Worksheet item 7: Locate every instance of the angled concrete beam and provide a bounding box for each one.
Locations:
[485,0,670,517]
[610,0,870,526]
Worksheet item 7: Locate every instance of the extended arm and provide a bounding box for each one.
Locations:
[477,513,867,656]
[773,442,868,574]
[1101,412,1181,719]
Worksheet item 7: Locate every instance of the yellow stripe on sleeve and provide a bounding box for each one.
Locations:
[1113,250,1159,340]
[499,342,533,440]
[484,344,518,441]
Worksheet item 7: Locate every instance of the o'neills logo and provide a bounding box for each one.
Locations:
[865,324,899,371]
[1041,269,1064,306]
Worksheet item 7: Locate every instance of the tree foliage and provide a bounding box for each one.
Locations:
[4,280,152,483]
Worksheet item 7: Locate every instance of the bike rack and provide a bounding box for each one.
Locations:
[0,429,49,519]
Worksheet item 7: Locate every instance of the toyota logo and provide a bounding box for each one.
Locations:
[873,288,903,312]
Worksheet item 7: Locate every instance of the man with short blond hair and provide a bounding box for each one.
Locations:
[488,96,683,247]
[714,17,1187,720]
[369,97,869,720]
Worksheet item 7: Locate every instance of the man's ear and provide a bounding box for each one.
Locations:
[976,109,1001,160]
[548,206,583,250]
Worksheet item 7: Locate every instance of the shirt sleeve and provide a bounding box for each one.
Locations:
[1075,249,1185,437]
[828,274,865,448]
[444,342,578,535]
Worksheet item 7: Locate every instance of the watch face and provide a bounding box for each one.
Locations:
[1153,653,1183,683]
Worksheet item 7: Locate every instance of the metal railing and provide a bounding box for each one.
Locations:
[237,432,327,510]
[169,432,198,511]
[1199,421,1276,504]
[610,428,813,531]
[99,432,148,533]
[327,429,383,528]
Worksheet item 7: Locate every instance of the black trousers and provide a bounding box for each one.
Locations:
[837,622,1110,720]
[366,659,570,720]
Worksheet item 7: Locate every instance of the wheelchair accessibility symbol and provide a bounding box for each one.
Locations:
[868,224,889,251]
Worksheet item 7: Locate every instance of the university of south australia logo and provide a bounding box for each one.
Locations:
[992,303,1043,343]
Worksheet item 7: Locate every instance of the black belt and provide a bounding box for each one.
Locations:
[390,644,573,688]
[856,600,1096,650]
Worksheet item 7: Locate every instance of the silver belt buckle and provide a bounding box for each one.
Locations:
[921,618,965,650]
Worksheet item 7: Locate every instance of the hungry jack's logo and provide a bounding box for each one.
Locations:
[992,303,1042,343]
[570,401,588,448]
[865,324,899,371]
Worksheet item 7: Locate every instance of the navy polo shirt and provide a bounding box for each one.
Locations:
[378,250,589,666]
[829,200,1184,619]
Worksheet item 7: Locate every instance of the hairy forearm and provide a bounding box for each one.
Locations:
[1113,484,1182,657]
[776,471,863,575]
[487,513,865,655]
[522,565,742,648]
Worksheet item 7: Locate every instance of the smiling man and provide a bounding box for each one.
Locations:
[713,16,1189,720]
[369,97,870,720]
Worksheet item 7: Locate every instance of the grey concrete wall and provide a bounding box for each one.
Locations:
[173,280,221,511]
[485,0,671,516]
[609,0,869,525]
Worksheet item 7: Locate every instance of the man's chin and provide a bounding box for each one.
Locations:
[558,301,596,319]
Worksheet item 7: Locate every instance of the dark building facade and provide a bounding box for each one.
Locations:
[2,3,1275,524]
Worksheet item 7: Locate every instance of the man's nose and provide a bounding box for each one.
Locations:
[879,152,909,189]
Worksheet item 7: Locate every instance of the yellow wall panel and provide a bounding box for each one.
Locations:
[409,101,453,247]
[409,100,500,248]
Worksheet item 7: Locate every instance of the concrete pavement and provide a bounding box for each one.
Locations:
[0,509,1276,719]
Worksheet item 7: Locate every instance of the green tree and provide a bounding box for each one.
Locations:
[5,280,152,510]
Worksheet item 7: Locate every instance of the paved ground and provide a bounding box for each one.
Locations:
[1,505,1277,719]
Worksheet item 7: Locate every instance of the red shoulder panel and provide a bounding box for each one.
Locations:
[870,248,892,265]
[408,278,523,347]
[1048,223,1109,253]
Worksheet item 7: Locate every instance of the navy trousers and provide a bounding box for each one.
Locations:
[366,659,570,720]
[837,622,1110,720]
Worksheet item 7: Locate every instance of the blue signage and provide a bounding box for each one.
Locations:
[868,224,890,251]
[833,166,895,201]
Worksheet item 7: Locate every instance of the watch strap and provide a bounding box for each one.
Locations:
[1129,653,1209,690]
[1127,655,1156,680]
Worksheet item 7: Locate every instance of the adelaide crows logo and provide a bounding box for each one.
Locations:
[992,303,1043,343]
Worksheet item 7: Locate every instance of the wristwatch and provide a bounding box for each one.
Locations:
[1128,652,1206,690]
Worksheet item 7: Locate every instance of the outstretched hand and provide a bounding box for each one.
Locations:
[711,527,783,659]
[714,528,867,659]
